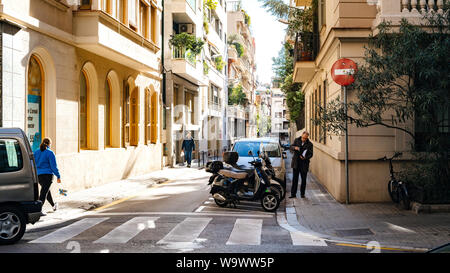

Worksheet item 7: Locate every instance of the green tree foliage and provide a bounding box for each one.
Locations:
[204,0,218,11]
[313,11,450,198]
[169,33,205,57]
[272,41,304,128]
[228,84,248,106]
[233,42,245,57]
[214,55,225,71]
[258,0,317,36]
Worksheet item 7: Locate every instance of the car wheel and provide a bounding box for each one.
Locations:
[0,206,26,245]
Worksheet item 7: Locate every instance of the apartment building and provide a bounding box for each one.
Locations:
[226,0,257,142]
[270,88,289,143]
[292,0,447,202]
[0,0,163,192]
[255,87,271,138]
[163,0,228,166]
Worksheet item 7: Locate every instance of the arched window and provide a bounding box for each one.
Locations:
[79,71,89,149]
[150,91,158,144]
[123,83,130,146]
[105,79,112,147]
[27,55,44,152]
[145,89,151,144]
[130,87,139,146]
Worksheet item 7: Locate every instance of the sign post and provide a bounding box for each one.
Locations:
[331,58,357,205]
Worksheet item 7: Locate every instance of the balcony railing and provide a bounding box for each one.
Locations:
[293,32,319,64]
[209,101,222,112]
[401,0,445,14]
[173,46,196,67]
[227,1,242,12]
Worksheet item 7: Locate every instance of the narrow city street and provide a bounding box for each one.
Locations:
[0,154,417,254]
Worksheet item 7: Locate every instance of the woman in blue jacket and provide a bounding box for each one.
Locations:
[34,138,61,215]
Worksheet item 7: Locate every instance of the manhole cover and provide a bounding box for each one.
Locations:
[335,228,374,237]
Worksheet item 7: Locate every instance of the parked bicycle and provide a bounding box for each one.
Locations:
[378,152,410,210]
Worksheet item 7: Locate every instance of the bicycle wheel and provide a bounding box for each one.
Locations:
[398,184,410,210]
[388,180,399,203]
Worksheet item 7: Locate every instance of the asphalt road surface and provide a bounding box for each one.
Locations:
[0,160,390,253]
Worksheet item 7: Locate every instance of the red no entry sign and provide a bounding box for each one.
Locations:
[331,58,357,86]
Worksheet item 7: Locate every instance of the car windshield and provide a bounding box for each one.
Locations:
[233,141,280,158]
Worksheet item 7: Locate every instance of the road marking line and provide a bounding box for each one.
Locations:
[94,217,159,244]
[157,217,212,245]
[29,218,109,244]
[95,212,274,218]
[93,196,137,211]
[335,243,424,252]
[277,213,328,247]
[92,180,177,212]
[195,206,205,213]
[226,219,263,245]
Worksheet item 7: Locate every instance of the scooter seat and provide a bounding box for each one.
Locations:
[219,169,248,179]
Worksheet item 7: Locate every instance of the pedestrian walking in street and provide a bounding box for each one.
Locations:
[181,132,195,168]
[289,131,313,198]
[34,138,61,215]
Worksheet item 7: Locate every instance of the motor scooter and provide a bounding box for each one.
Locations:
[206,151,281,212]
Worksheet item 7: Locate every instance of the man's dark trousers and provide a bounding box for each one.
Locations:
[291,168,308,197]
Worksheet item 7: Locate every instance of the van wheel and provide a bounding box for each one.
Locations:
[0,206,26,245]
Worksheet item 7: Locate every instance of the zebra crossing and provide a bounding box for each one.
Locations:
[27,215,329,248]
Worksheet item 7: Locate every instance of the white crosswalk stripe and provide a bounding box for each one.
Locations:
[29,218,109,244]
[28,215,325,247]
[157,217,212,245]
[226,218,263,245]
[94,217,159,244]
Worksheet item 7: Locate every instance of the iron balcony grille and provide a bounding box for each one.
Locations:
[293,31,319,64]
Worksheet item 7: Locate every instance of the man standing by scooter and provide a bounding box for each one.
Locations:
[289,131,313,198]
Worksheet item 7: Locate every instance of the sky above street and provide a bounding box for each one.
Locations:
[240,0,287,86]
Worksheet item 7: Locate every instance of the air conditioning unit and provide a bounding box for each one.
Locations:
[179,24,194,34]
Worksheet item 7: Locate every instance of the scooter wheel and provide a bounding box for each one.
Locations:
[261,192,280,212]
[214,192,228,207]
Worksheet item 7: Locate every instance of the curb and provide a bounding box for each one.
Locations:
[411,202,450,214]
[276,198,430,252]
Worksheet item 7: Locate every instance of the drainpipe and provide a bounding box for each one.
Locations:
[162,0,166,106]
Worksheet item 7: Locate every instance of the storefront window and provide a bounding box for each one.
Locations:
[27,55,44,152]
[80,71,88,149]
[105,79,112,147]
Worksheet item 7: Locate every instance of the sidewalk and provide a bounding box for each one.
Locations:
[29,165,210,230]
[285,170,450,250]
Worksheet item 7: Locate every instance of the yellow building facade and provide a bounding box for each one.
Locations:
[292,0,445,202]
[1,0,164,193]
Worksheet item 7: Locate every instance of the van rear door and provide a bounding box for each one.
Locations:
[0,137,35,203]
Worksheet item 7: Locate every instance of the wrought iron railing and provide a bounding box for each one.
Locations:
[293,31,319,64]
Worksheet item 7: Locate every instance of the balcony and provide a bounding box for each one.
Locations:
[373,0,447,31]
[173,46,196,66]
[171,46,205,85]
[172,0,198,24]
[73,10,160,72]
[292,31,319,83]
